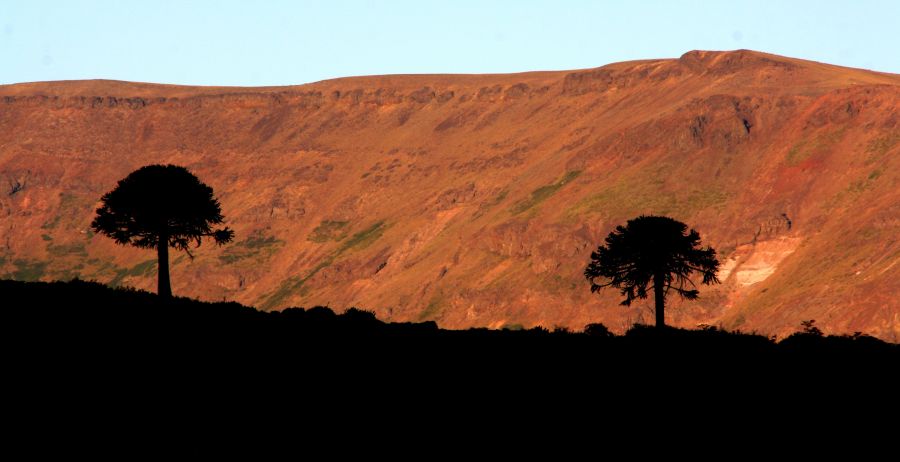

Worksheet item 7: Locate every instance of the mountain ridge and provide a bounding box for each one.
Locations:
[1,49,898,340]
[3,49,899,97]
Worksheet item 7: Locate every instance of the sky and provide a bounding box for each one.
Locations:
[1,0,899,87]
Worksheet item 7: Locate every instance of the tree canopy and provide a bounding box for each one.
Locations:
[584,215,720,327]
[91,164,234,297]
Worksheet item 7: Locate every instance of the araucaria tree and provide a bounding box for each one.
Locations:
[584,215,720,328]
[91,164,234,298]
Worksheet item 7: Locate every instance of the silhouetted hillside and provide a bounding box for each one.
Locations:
[6,276,899,450]
[5,279,895,363]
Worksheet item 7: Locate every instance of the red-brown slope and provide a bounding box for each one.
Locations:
[1,50,898,340]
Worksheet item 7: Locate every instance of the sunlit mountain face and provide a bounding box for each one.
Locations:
[2,50,898,340]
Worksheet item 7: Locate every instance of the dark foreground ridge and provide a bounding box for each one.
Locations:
[5,278,899,449]
[6,279,896,361]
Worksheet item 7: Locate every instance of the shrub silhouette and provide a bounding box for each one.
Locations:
[800,319,823,336]
[91,164,234,298]
[584,323,614,337]
[584,215,720,328]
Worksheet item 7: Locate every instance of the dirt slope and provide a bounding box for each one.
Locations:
[2,49,898,340]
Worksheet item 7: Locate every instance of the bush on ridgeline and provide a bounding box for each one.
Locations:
[584,323,614,338]
[343,307,379,323]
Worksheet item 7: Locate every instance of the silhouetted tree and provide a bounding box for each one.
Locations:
[91,164,234,298]
[584,215,719,328]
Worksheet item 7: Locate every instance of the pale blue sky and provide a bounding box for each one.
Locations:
[1,0,898,86]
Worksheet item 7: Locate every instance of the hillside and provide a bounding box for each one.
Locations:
[1,50,899,340]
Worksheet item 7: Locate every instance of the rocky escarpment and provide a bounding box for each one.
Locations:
[2,50,899,340]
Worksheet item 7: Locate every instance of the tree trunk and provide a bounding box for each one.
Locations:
[654,272,665,328]
[157,231,172,299]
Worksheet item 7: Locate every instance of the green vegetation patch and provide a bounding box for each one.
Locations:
[510,170,581,215]
[542,273,577,295]
[786,128,847,166]
[53,263,85,281]
[41,234,53,242]
[868,169,883,181]
[490,189,509,205]
[41,192,81,230]
[418,294,445,321]
[262,276,305,310]
[482,189,509,210]
[260,221,388,310]
[472,190,509,220]
[128,259,158,277]
[88,259,123,283]
[308,220,350,243]
[243,235,281,249]
[46,242,88,257]
[785,141,809,165]
[219,233,284,264]
[260,251,338,308]
[847,169,883,194]
[9,260,48,282]
[338,221,387,253]
[865,132,900,162]
[109,259,158,287]
[568,174,730,220]
[41,216,62,230]
[827,168,886,209]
